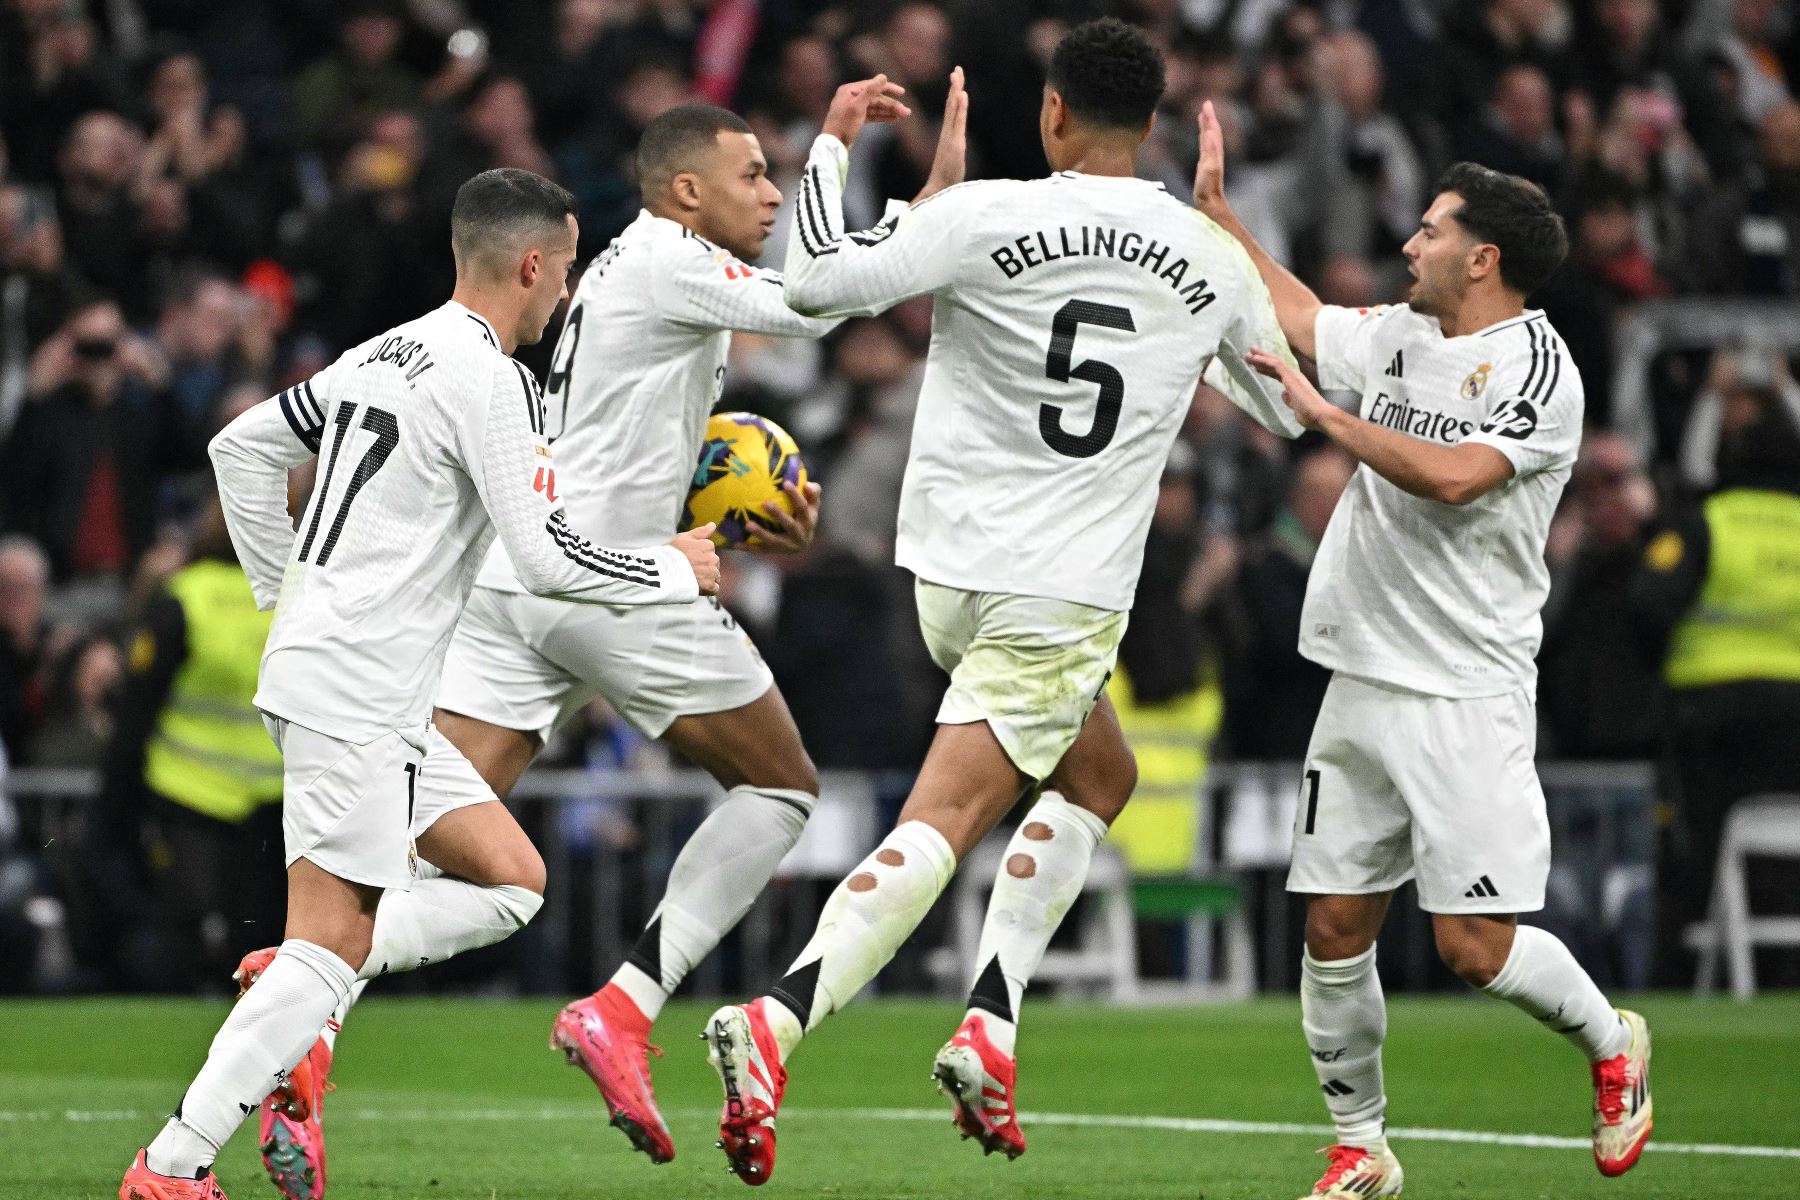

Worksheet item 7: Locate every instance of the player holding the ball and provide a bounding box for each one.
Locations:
[231,98,909,1192]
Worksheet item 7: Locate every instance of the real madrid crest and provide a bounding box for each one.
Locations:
[1461,362,1492,401]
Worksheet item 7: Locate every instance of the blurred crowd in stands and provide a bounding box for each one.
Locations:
[1,0,1798,993]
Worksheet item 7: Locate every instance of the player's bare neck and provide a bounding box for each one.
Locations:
[449,285,520,354]
[1050,134,1138,179]
[1438,288,1524,339]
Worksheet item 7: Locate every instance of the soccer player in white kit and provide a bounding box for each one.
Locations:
[699,22,1305,1184]
[1193,108,1654,1196]
[117,169,720,1200]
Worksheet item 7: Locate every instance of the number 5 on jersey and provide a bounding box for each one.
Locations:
[1041,298,1136,459]
[299,402,401,566]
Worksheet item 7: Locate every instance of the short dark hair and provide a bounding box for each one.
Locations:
[450,167,577,276]
[1435,162,1569,296]
[637,103,754,199]
[1047,18,1165,132]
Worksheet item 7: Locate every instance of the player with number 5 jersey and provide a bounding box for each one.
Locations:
[699,22,1302,1187]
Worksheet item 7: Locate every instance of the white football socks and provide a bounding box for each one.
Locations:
[1301,946,1389,1150]
[147,940,355,1178]
[965,792,1109,1059]
[1483,924,1630,1062]
[609,785,815,1022]
[359,877,542,980]
[764,820,957,1059]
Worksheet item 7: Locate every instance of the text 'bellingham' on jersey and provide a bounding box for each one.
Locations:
[782,134,1303,612]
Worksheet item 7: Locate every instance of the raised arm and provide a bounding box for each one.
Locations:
[782,73,972,318]
[464,358,717,603]
[208,378,327,609]
[1193,101,1323,360]
[653,234,840,338]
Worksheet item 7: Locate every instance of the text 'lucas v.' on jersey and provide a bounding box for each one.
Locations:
[784,133,1303,612]
[209,301,700,744]
[478,209,837,594]
[1304,304,1583,697]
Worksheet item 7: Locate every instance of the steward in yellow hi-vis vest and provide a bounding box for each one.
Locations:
[1630,387,1800,986]
[99,494,285,989]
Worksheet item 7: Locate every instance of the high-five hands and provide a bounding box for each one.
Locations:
[915,66,968,204]
[1193,100,1228,216]
[1246,348,1333,431]
[821,75,912,150]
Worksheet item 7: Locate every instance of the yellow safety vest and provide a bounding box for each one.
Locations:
[143,560,283,822]
[1103,666,1221,875]
[1665,489,1800,689]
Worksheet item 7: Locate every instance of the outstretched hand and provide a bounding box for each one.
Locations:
[1246,348,1333,431]
[915,66,968,204]
[1193,100,1228,216]
[821,75,911,150]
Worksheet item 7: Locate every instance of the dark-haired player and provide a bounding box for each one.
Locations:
[701,21,1305,1183]
[118,168,719,1200]
[1196,108,1653,1197]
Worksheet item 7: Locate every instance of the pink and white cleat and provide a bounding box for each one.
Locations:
[119,1149,230,1200]
[703,1000,789,1185]
[259,1036,331,1200]
[550,985,675,1163]
[1592,1009,1653,1177]
[932,1013,1027,1159]
[1299,1143,1404,1198]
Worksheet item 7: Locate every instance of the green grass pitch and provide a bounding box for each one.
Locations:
[4,993,1797,1198]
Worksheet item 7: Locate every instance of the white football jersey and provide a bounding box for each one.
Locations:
[209,301,700,744]
[785,135,1302,612]
[476,210,835,593]
[1302,304,1583,697]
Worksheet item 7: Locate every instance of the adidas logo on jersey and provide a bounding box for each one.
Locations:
[1464,875,1499,899]
[1385,350,1404,377]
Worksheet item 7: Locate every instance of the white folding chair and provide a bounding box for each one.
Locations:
[1689,794,1800,1000]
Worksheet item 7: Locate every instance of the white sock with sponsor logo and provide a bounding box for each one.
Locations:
[1301,946,1388,1150]
[763,820,957,1060]
[359,879,541,981]
[1483,925,1630,1062]
[147,940,355,1177]
[609,785,815,1023]
[964,792,1109,1060]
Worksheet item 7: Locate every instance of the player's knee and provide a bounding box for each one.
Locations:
[1434,925,1504,987]
[1304,905,1378,961]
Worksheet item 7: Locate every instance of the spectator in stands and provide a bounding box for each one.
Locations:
[1318,31,1424,263]
[0,535,51,757]
[99,490,283,990]
[1574,0,1742,177]
[1459,64,1566,190]
[0,182,83,436]
[26,630,120,768]
[142,268,243,432]
[1691,100,1800,297]
[54,111,153,319]
[0,0,133,183]
[1632,351,1800,982]
[292,0,423,158]
[1221,444,1356,761]
[1540,433,1664,759]
[0,298,202,586]
[1433,0,1574,136]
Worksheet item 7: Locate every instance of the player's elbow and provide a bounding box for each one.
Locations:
[1431,474,1487,507]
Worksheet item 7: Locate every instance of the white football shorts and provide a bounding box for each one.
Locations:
[915,578,1127,783]
[434,585,774,744]
[265,715,423,891]
[1285,672,1551,913]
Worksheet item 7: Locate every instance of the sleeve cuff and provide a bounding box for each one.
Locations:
[1460,430,1531,475]
[650,544,701,602]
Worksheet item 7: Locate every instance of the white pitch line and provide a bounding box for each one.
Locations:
[5,1104,1796,1161]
